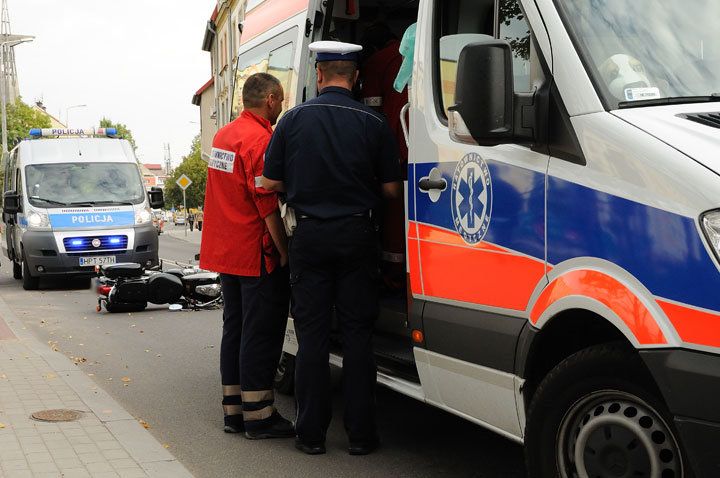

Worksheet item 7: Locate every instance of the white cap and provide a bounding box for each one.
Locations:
[309,41,362,61]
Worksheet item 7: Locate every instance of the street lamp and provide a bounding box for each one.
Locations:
[65,104,87,127]
[0,35,33,160]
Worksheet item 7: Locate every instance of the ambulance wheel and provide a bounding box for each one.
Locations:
[22,255,39,290]
[273,352,295,395]
[525,343,688,478]
[12,260,21,279]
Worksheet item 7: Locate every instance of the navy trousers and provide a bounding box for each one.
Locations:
[219,260,290,430]
[290,215,379,445]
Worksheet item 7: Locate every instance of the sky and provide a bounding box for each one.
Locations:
[9,0,214,166]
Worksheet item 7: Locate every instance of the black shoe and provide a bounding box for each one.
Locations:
[244,412,295,439]
[348,438,380,455]
[295,438,326,455]
[223,415,244,434]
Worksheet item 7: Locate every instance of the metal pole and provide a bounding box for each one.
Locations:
[1,42,7,158]
[183,189,187,237]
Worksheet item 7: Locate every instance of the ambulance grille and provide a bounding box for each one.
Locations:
[681,112,720,129]
[63,235,128,252]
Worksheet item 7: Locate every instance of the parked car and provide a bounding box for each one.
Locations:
[174,212,185,226]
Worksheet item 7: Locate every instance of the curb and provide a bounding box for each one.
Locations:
[0,292,195,478]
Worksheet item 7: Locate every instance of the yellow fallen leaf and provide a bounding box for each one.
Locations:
[46,375,56,379]
[87,373,94,376]
[105,332,110,335]
[101,410,112,414]
[130,324,136,328]
[139,419,149,428]
[1,374,6,379]
[79,344,84,346]
[107,378,113,381]
[83,317,88,320]
[156,354,162,357]
[90,386,97,390]
[144,350,150,353]
[23,355,29,359]
[162,444,169,448]
[68,336,72,339]
[0,423,5,428]
[121,377,131,382]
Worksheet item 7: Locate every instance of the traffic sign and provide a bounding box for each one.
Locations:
[176,174,193,190]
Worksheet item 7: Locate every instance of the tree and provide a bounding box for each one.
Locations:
[7,97,51,146]
[99,117,137,152]
[163,134,207,209]
[0,97,51,190]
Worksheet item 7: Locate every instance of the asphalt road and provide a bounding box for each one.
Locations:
[0,234,526,477]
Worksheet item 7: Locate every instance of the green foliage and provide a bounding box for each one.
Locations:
[0,97,51,190]
[100,117,137,152]
[7,97,51,146]
[164,134,207,209]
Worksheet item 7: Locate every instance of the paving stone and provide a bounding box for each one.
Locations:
[55,468,91,478]
[86,461,116,473]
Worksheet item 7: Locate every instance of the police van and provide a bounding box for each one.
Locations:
[1,127,164,290]
[233,0,720,475]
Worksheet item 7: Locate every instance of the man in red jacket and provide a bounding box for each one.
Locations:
[200,73,293,440]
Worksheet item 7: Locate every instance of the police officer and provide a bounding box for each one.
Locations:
[200,73,294,440]
[262,41,402,455]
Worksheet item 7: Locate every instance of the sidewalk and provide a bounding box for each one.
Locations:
[0,293,194,478]
[162,225,202,246]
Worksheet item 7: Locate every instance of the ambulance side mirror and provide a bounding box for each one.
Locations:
[148,186,164,209]
[3,190,20,215]
[449,40,514,146]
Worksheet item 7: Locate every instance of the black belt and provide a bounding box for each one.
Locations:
[298,211,372,220]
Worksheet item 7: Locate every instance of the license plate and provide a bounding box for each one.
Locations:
[79,256,116,266]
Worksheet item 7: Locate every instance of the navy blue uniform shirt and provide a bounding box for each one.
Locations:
[263,86,401,219]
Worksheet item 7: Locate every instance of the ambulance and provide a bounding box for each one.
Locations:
[231,0,720,475]
[1,128,164,290]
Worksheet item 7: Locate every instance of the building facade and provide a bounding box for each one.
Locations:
[194,0,252,159]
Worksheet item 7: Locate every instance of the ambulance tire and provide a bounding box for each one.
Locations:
[525,343,690,478]
[12,260,21,279]
[22,254,39,290]
[273,352,295,395]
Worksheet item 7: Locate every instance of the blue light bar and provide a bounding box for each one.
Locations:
[71,240,83,246]
[28,127,118,137]
[108,237,121,244]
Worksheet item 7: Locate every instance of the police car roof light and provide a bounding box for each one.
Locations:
[28,127,118,138]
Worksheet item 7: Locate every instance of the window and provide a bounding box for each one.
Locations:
[434,0,539,120]
[231,28,298,121]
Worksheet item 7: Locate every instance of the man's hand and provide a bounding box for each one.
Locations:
[264,209,288,266]
[381,181,402,199]
[261,176,286,192]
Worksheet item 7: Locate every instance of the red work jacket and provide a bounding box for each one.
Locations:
[199,110,279,277]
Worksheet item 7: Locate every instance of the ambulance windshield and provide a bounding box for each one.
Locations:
[555,0,720,108]
[25,163,146,208]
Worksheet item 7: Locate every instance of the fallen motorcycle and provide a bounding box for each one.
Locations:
[95,262,223,313]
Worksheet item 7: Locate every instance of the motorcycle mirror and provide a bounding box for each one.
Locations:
[168,304,183,312]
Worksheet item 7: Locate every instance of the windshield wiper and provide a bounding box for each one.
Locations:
[618,95,720,109]
[68,201,135,206]
[30,197,69,206]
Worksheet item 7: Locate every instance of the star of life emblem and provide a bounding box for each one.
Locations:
[451,153,492,245]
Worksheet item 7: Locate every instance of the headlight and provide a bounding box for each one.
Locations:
[135,208,152,224]
[196,283,221,297]
[27,211,51,229]
[701,210,720,259]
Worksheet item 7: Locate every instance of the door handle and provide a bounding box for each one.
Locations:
[418,178,447,191]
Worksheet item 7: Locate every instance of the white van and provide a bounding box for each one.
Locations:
[234,0,720,475]
[2,127,164,289]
